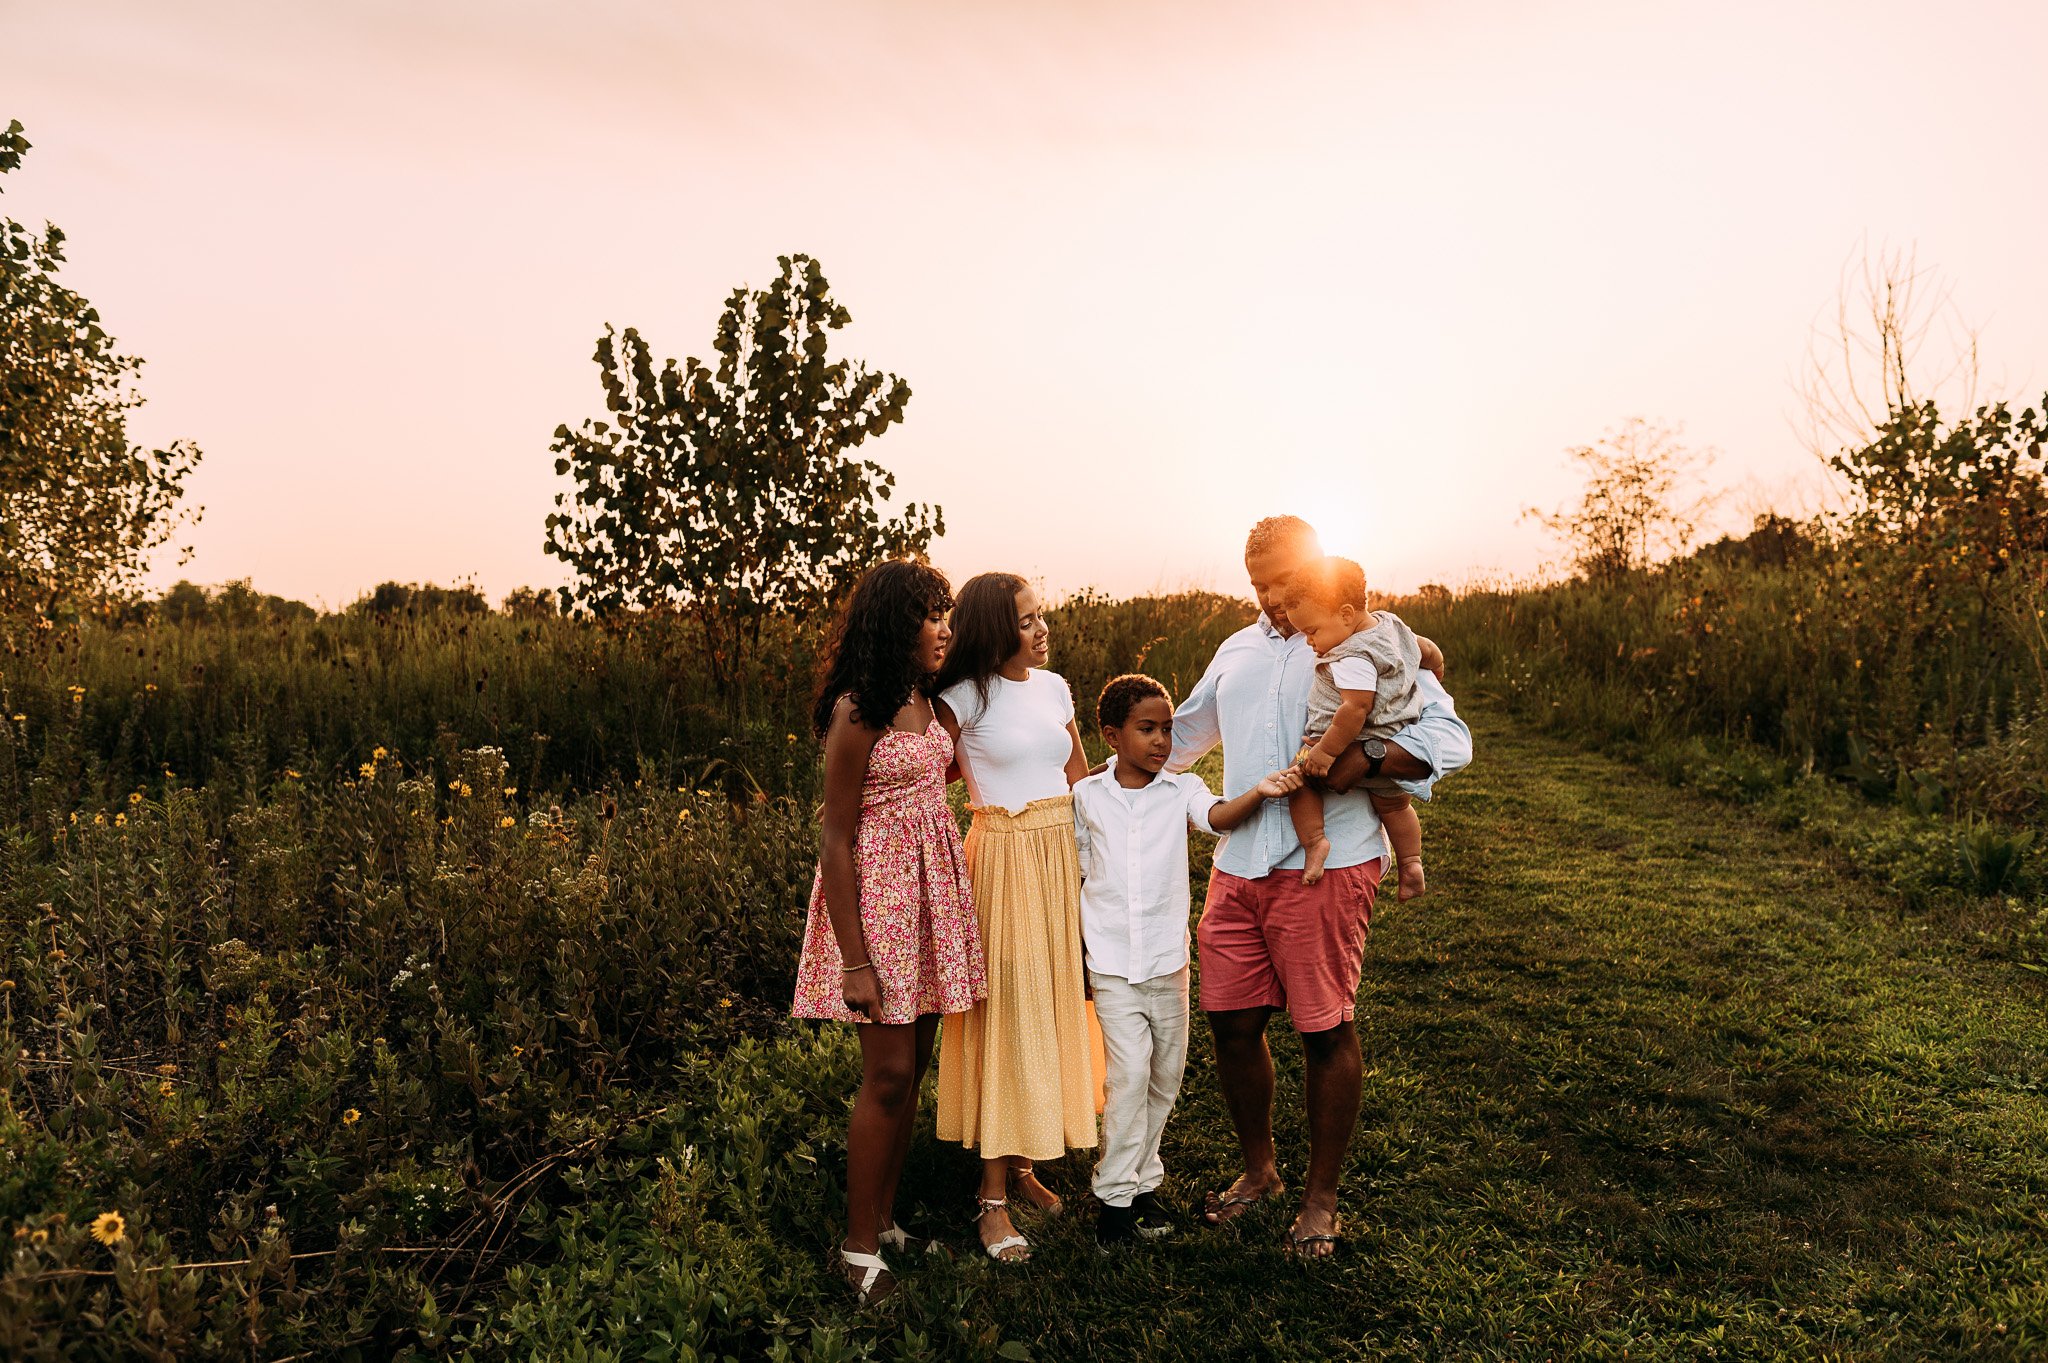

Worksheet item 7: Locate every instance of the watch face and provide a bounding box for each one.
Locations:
[1363,739,1387,759]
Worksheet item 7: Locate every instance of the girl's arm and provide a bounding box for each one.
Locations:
[1063,719,1090,789]
[1301,688,1374,777]
[935,697,963,785]
[819,696,885,1018]
[1206,768,1303,831]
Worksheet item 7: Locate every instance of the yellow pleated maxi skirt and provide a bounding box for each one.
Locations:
[936,794,1104,1161]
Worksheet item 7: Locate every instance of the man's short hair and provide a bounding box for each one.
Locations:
[1244,516,1320,562]
[1097,673,1171,729]
[1277,556,1369,612]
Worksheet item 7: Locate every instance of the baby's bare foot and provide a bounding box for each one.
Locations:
[1302,837,1331,886]
[1397,856,1427,901]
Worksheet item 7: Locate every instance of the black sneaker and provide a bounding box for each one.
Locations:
[1096,1201,1140,1251]
[1130,1191,1177,1239]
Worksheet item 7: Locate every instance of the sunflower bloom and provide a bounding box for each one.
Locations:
[90,1211,127,1246]
[342,1108,361,1126]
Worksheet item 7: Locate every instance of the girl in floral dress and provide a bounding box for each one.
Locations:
[791,559,986,1305]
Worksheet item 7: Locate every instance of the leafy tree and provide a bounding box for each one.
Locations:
[0,120,201,617]
[544,254,941,698]
[500,585,558,619]
[352,581,489,618]
[1530,418,1715,581]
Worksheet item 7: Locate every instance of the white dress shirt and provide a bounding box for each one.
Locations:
[1072,758,1221,985]
[1166,614,1384,878]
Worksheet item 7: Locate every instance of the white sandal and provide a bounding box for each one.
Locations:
[837,1242,896,1304]
[973,1196,1031,1263]
[878,1223,946,1257]
[1009,1163,1065,1218]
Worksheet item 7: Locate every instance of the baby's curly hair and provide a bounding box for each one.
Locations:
[1097,673,1171,730]
[1278,556,1369,612]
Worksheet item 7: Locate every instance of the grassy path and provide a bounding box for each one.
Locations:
[894,699,2048,1360]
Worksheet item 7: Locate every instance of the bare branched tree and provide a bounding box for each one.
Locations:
[1795,241,1981,464]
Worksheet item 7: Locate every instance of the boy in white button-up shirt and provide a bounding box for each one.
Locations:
[1073,674,1300,1248]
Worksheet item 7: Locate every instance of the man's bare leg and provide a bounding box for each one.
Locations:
[1292,1018,1363,1257]
[1202,1005,1286,1223]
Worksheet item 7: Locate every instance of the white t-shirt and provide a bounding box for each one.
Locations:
[938,669,1076,813]
[1329,655,1380,692]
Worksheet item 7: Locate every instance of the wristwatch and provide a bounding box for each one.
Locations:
[1362,738,1387,779]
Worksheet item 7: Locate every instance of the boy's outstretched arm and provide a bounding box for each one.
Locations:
[1204,768,1302,832]
[1418,636,1445,681]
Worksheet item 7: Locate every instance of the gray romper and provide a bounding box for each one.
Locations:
[1300,611,1423,796]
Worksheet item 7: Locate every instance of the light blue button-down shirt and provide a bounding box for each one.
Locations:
[1166,614,1385,879]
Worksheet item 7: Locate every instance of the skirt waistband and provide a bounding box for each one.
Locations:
[968,793,1075,832]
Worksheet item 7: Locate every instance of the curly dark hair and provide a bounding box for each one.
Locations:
[1097,673,1170,729]
[811,559,954,737]
[931,571,1028,715]
[1278,555,1369,612]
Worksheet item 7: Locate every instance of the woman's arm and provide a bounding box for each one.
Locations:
[1300,689,1374,776]
[1062,719,1089,788]
[1206,769,1302,831]
[818,696,884,1018]
[935,697,963,785]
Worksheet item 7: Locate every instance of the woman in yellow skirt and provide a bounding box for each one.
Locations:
[934,571,1098,1263]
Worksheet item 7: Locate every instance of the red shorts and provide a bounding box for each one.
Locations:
[1195,859,1382,1033]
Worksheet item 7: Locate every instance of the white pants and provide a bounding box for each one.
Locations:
[1088,966,1190,1207]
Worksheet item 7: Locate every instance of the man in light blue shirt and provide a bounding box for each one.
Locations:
[1167,515,1472,1255]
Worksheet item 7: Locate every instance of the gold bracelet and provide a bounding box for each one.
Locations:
[842,960,873,973]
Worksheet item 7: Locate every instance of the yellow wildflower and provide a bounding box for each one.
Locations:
[372,746,388,760]
[676,808,691,823]
[30,1228,48,1247]
[144,683,157,693]
[8,714,22,723]
[718,997,732,1009]
[359,762,377,779]
[503,787,517,797]
[155,1062,177,1076]
[128,791,142,805]
[93,813,105,827]
[511,1044,525,1058]
[342,1107,361,1126]
[786,733,797,743]
[157,1080,174,1097]
[114,813,127,827]
[499,815,516,828]
[448,779,462,791]
[458,782,472,798]
[284,769,302,779]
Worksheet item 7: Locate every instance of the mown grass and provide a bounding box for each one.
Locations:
[758,699,2048,1361]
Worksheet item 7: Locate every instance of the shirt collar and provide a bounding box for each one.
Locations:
[1098,754,1168,797]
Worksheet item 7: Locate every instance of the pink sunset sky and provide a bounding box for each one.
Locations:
[7,0,2045,608]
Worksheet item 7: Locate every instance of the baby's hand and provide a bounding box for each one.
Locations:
[1299,749,1334,779]
[1253,769,1303,799]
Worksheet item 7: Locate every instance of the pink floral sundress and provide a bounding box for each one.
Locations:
[791,725,986,1025]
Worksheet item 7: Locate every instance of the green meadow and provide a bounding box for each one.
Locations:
[3,572,2045,1359]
